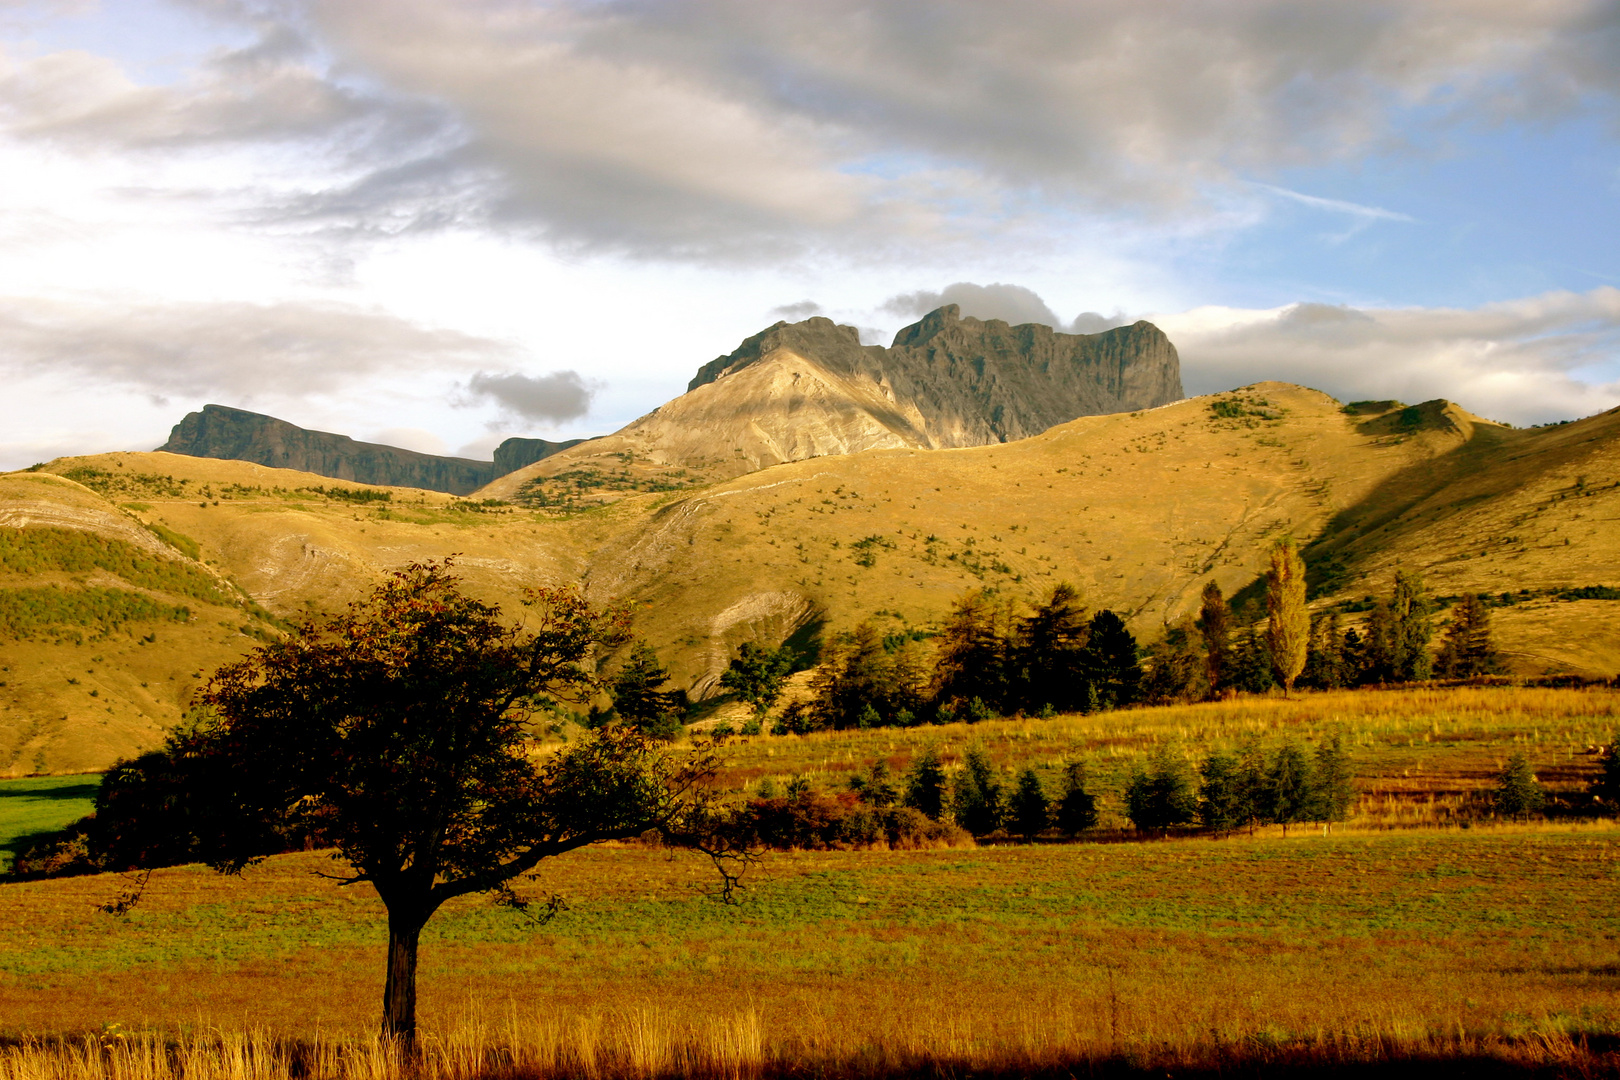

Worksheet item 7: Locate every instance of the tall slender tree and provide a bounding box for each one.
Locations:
[1265,538,1309,696]
[1389,569,1434,682]
[1197,581,1233,695]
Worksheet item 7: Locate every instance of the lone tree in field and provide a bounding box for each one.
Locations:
[1265,538,1309,696]
[1494,753,1546,819]
[192,561,717,1042]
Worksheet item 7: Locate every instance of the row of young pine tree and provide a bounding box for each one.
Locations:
[820,734,1357,840]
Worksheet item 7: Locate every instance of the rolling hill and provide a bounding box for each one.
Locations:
[5,382,1618,774]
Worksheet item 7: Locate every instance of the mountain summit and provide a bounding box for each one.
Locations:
[483,306,1183,501]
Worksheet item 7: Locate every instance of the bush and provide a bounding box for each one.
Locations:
[728,793,968,850]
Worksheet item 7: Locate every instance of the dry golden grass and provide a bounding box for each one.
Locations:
[3,826,1620,1076]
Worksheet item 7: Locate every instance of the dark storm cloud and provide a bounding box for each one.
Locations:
[464,370,594,424]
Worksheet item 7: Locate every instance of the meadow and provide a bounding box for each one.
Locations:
[2,686,1620,1076]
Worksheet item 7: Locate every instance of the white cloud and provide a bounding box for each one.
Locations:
[883,282,1061,327]
[0,293,516,399]
[370,426,447,455]
[1161,287,1620,425]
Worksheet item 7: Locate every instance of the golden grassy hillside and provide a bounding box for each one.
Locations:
[3,384,1618,773]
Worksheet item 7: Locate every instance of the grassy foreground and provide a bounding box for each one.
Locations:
[2,825,1619,1075]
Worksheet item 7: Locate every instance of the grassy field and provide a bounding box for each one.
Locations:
[1,826,1618,1075]
[0,775,99,872]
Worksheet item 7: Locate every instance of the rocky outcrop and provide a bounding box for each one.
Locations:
[482,305,1184,500]
[158,406,583,495]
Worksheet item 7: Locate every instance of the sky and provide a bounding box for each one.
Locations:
[1,0,1618,469]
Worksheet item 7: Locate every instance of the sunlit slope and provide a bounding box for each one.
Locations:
[7,384,1620,773]
[590,384,1482,692]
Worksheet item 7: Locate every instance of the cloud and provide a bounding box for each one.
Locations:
[371,427,447,455]
[8,1,1606,261]
[0,294,516,398]
[883,282,1062,327]
[770,300,823,320]
[1159,287,1620,426]
[463,370,593,425]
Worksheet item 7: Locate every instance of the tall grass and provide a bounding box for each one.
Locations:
[0,1004,1609,1080]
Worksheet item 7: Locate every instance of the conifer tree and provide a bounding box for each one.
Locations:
[1266,742,1316,836]
[1235,738,1268,835]
[1054,760,1098,834]
[1197,750,1245,835]
[1311,733,1356,825]
[720,642,794,721]
[1434,594,1504,677]
[1081,610,1142,707]
[611,642,685,739]
[1141,617,1208,705]
[1014,582,1090,713]
[902,746,948,820]
[1197,581,1232,694]
[1265,538,1309,696]
[934,591,1015,711]
[1230,624,1276,694]
[1010,768,1051,841]
[1124,745,1197,832]
[1302,612,1348,690]
[1495,753,1546,819]
[951,747,1004,836]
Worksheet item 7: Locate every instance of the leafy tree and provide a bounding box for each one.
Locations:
[1389,569,1434,682]
[1124,746,1196,832]
[1494,753,1546,819]
[1053,760,1098,835]
[1265,538,1309,695]
[951,747,1004,836]
[1197,750,1246,835]
[611,642,686,738]
[720,642,794,721]
[1081,610,1142,708]
[1197,581,1232,695]
[186,561,716,1041]
[1013,582,1090,712]
[902,746,948,820]
[1311,733,1356,825]
[1266,742,1316,836]
[1010,768,1051,841]
[1434,594,1504,678]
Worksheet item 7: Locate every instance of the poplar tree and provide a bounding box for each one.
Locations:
[1389,569,1434,681]
[1265,538,1309,696]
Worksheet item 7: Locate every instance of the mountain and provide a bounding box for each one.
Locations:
[480,307,1183,503]
[157,405,586,495]
[10,383,1620,773]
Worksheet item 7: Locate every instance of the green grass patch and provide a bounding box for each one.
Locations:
[0,585,192,641]
[0,527,224,604]
[0,774,100,872]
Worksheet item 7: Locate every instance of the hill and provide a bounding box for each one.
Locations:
[4,384,1619,773]
[158,405,586,495]
[479,306,1183,503]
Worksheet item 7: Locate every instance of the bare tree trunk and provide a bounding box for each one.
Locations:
[383,916,423,1045]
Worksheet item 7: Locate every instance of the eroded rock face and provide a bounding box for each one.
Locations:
[481,306,1185,500]
[158,406,584,495]
[691,305,1185,446]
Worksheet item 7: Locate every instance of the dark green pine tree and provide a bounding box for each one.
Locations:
[1081,610,1143,708]
[951,747,1004,836]
[903,746,949,820]
[1230,623,1276,694]
[1235,738,1269,835]
[1124,746,1197,833]
[1495,753,1546,819]
[1010,768,1051,841]
[1311,733,1356,826]
[1434,594,1505,677]
[1053,760,1099,835]
[1266,742,1316,836]
[611,642,685,739]
[1197,750,1247,835]
[1015,583,1091,713]
[1301,611,1348,690]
